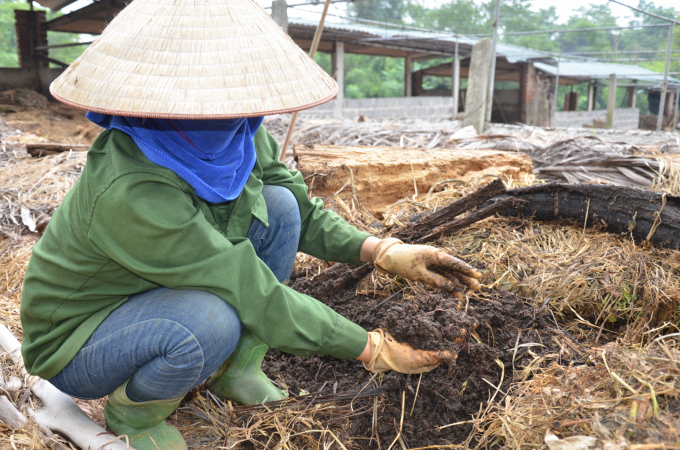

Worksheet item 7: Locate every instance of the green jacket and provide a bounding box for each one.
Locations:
[21,127,371,380]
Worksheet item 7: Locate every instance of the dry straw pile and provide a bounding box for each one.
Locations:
[0,126,679,448]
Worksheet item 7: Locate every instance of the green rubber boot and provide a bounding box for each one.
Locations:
[206,329,288,405]
[104,380,188,450]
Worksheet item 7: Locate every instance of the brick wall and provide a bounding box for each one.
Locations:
[300,96,455,119]
[555,108,640,130]
[14,10,48,68]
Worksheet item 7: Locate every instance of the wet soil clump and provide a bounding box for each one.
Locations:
[263,273,562,448]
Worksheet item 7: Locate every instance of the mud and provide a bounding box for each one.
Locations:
[263,276,561,448]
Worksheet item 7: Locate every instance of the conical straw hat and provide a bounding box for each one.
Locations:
[50,0,338,119]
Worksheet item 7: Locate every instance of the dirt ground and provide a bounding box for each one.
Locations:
[0,89,99,145]
[262,271,563,448]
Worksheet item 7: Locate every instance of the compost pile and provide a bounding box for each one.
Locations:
[0,96,679,449]
[262,284,561,448]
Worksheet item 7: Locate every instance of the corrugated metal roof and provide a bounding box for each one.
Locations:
[288,17,555,64]
[534,61,680,85]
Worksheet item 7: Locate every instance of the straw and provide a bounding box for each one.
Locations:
[50,0,338,119]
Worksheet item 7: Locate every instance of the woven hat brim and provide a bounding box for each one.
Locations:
[49,0,340,119]
[50,82,338,119]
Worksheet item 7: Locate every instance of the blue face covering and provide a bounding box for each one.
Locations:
[87,112,264,204]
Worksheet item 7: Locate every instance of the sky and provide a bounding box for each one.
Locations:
[61,0,679,26]
[256,0,680,26]
[529,0,679,24]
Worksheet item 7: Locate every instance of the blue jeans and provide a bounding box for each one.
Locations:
[49,185,301,401]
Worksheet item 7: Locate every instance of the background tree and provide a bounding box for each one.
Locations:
[0,0,91,68]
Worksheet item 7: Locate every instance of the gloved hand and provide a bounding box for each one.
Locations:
[373,238,483,299]
[363,329,454,374]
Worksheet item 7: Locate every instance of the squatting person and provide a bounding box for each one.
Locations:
[19,1,483,448]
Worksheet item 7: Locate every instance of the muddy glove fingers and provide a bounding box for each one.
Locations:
[416,270,458,292]
[454,273,483,290]
[433,253,483,280]
[363,329,455,374]
[437,270,483,291]
[429,270,466,300]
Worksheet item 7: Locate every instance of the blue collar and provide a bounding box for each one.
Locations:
[87,112,264,203]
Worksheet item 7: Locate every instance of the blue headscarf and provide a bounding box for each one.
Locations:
[87,112,264,204]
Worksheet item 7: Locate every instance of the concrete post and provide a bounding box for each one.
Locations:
[271,0,288,34]
[519,63,537,125]
[627,83,637,108]
[452,39,460,118]
[331,49,337,78]
[674,85,680,130]
[334,41,344,119]
[404,55,413,97]
[486,0,501,122]
[463,38,492,133]
[606,73,617,129]
[657,21,674,131]
[587,83,594,111]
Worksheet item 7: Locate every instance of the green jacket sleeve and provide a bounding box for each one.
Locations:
[87,172,367,360]
[254,129,372,266]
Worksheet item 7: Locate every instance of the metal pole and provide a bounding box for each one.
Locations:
[657,22,675,132]
[553,56,560,127]
[280,0,332,161]
[486,0,501,122]
[452,37,460,119]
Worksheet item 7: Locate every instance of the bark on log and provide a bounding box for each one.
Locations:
[296,144,533,216]
[0,325,133,450]
[414,197,518,243]
[26,143,89,158]
[296,181,680,299]
[395,178,507,242]
[296,179,508,298]
[486,183,680,250]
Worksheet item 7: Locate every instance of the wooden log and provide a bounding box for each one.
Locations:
[3,142,90,158]
[0,325,133,450]
[414,197,519,243]
[25,142,89,158]
[394,177,506,242]
[293,179,508,298]
[295,144,533,216]
[486,183,680,250]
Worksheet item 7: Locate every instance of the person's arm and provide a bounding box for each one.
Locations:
[255,129,372,266]
[357,336,371,363]
[87,173,368,360]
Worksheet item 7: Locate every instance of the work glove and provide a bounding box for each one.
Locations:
[373,238,483,299]
[363,329,454,374]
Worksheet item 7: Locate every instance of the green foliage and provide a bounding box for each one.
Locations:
[0,0,29,67]
[345,54,404,98]
[347,0,411,24]
[0,0,89,69]
[558,5,617,53]
[411,0,488,35]
[47,31,93,66]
